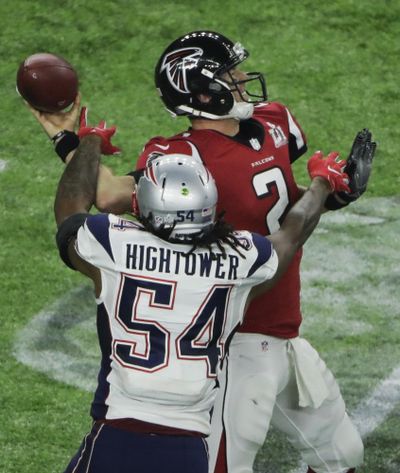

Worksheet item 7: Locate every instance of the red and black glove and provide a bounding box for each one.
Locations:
[307,151,350,193]
[77,107,121,155]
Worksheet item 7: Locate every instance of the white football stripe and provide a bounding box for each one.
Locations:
[0,159,7,172]
[352,365,400,438]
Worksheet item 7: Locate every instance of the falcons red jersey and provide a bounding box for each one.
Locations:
[136,102,307,338]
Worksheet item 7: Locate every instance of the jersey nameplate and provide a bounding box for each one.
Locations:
[126,244,240,280]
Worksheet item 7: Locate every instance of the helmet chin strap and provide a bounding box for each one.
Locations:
[177,100,254,121]
[227,101,254,120]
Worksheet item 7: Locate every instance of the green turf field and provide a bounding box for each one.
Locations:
[1,1,399,472]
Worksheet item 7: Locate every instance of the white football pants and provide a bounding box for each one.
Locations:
[207,333,364,473]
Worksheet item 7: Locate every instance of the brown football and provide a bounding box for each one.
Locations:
[16,53,78,112]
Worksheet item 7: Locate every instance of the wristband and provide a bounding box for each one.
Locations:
[52,130,80,162]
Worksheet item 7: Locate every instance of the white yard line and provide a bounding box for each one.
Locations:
[0,159,7,172]
[352,366,400,438]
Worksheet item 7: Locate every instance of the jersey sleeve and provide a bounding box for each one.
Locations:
[285,106,308,163]
[247,232,278,283]
[235,231,278,286]
[75,213,115,268]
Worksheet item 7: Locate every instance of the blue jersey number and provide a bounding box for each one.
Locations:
[114,274,231,375]
[177,286,232,377]
[114,274,174,372]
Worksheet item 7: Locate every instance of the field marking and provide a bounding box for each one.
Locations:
[13,285,98,392]
[352,366,400,438]
[0,159,7,172]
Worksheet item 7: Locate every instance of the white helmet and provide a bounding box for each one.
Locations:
[135,154,218,241]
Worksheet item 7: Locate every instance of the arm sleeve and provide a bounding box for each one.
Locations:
[55,213,91,270]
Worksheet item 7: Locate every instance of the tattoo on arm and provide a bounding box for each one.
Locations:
[54,135,102,225]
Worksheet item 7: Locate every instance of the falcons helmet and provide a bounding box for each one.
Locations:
[155,30,267,121]
[135,154,218,241]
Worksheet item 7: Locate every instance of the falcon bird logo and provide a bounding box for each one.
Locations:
[161,47,203,93]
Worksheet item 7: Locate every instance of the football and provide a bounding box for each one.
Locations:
[16,53,78,113]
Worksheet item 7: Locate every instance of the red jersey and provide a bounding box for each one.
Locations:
[136,102,307,338]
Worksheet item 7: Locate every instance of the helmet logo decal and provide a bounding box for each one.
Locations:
[161,47,203,93]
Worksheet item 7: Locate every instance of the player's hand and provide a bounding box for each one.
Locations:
[307,151,350,193]
[77,107,121,155]
[27,93,81,138]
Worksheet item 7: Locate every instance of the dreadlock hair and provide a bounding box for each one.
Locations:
[138,212,248,260]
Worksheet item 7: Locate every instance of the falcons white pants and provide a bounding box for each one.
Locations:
[207,333,363,473]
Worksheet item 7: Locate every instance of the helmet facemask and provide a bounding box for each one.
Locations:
[199,64,268,120]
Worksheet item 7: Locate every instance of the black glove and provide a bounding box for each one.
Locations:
[325,128,377,210]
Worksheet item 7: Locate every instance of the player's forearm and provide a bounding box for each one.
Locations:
[54,135,101,225]
[95,167,135,214]
[296,184,308,197]
[64,151,134,214]
[281,177,331,248]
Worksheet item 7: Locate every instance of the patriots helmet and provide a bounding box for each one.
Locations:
[155,30,267,121]
[135,154,218,241]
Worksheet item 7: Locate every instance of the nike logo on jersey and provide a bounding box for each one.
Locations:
[154,144,170,150]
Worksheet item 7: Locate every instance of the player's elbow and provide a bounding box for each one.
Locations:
[95,192,114,213]
[95,191,129,215]
[96,175,134,215]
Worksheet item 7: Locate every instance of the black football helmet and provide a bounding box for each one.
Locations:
[155,31,268,120]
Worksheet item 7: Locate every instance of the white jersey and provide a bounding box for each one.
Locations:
[75,214,278,435]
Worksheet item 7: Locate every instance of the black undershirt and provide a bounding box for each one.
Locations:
[231,118,266,148]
